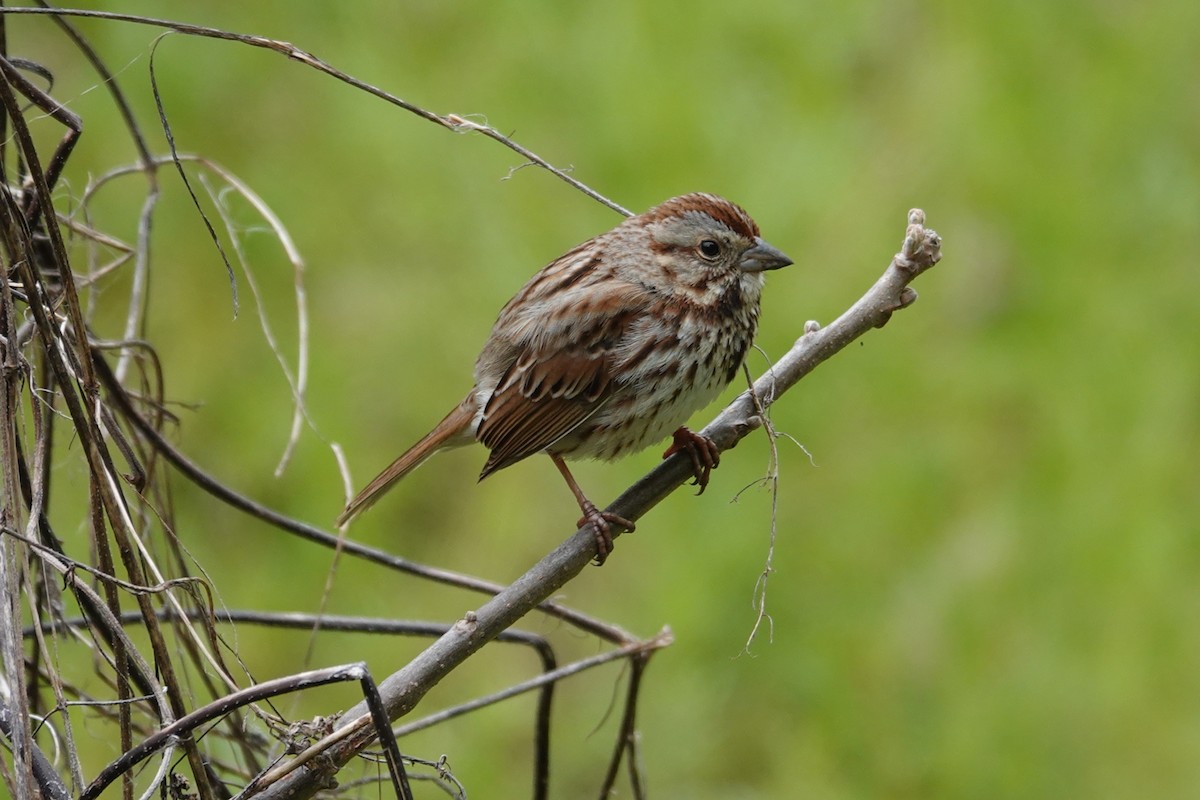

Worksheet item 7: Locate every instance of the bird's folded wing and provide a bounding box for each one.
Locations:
[477,287,648,477]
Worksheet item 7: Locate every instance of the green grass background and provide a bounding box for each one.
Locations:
[23,1,1199,797]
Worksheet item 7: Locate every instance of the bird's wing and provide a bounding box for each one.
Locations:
[476,281,648,477]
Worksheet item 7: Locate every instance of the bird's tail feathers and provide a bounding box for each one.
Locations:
[336,399,475,526]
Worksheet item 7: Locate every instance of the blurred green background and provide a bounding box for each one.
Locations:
[22,0,1199,797]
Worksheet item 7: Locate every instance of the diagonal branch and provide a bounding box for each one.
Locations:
[247,210,943,800]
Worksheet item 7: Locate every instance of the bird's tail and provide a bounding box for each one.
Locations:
[337,398,476,526]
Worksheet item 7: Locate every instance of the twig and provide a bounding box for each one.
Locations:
[598,649,653,799]
[80,663,401,800]
[0,7,631,215]
[738,356,783,652]
[392,629,668,738]
[0,704,69,800]
[147,33,239,316]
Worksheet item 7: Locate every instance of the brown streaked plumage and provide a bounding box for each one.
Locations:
[338,193,792,563]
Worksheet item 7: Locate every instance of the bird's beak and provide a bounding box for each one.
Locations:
[739,237,794,272]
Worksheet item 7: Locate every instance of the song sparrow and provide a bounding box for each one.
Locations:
[338,193,792,563]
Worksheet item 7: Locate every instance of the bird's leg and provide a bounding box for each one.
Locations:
[549,453,635,566]
[662,426,721,495]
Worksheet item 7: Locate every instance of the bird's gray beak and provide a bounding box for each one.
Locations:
[739,237,794,272]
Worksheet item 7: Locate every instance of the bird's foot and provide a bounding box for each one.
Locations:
[576,501,636,566]
[663,426,721,495]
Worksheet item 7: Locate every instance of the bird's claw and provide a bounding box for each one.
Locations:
[576,502,635,566]
[663,426,721,494]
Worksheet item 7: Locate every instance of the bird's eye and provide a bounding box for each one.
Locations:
[698,239,721,259]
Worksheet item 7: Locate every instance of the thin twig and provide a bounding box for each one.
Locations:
[79,663,388,800]
[738,357,782,652]
[0,705,69,800]
[0,7,631,215]
[392,630,668,739]
[598,649,653,799]
[147,33,238,316]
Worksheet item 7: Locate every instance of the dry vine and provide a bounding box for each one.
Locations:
[0,7,943,800]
